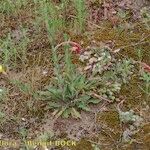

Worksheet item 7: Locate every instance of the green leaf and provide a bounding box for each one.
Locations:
[88,98,101,104]
[76,95,91,102]
[54,108,66,119]
[47,87,62,99]
[78,102,91,111]
[71,108,81,119]
[62,108,71,118]
[48,102,61,109]
[72,74,86,90]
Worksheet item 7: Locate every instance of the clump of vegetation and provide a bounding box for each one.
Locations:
[0,87,8,102]
[38,43,135,118]
[0,28,29,67]
[119,109,143,125]
[39,0,65,45]
[0,0,27,14]
[39,42,99,119]
[139,71,150,99]
[140,7,150,29]
[74,0,87,33]
[79,47,134,100]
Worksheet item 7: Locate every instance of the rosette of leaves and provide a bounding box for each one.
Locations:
[39,72,100,118]
[119,109,143,125]
[39,46,100,119]
[98,82,121,100]
[79,47,134,101]
[113,59,134,83]
[97,59,134,100]
[92,48,112,75]
[79,47,113,75]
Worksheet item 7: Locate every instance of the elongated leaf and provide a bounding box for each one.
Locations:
[71,108,81,119]
[78,102,91,111]
[88,98,101,104]
[54,107,66,119]
[48,102,61,109]
[62,108,71,118]
[47,87,62,99]
[76,95,91,102]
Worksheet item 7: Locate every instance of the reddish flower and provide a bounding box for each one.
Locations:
[141,62,150,73]
[70,42,81,54]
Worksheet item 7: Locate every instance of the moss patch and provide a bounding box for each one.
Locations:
[96,110,121,149]
[120,75,149,108]
[124,124,150,150]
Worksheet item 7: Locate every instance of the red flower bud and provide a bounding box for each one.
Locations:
[70,42,81,54]
[141,62,150,73]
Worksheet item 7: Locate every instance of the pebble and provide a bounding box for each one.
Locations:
[21,118,26,121]
[84,65,92,71]
[89,57,98,64]
[83,51,92,56]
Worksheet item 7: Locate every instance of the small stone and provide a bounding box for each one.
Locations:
[84,65,92,71]
[86,46,91,49]
[89,57,98,64]
[98,57,103,61]
[108,55,111,59]
[79,55,89,62]
[81,41,84,45]
[84,51,92,56]
[114,48,121,53]
[94,54,99,57]
[21,118,26,121]
[42,70,48,75]
[92,40,96,43]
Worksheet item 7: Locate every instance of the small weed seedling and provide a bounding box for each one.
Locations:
[0,28,29,68]
[40,0,65,45]
[74,0,87,33]
[0,0,27,15]
[139,71,150,99]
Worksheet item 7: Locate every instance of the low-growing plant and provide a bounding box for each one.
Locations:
[0,28,29,67]
[79,47,134,100]
[10,80,32,96]
[10,79,39,103]
[112,59,134,83]
[119,109,143,126]
[19,128,31,150]
[0,0,27,15]
[140,7,150,29]
[39,42,99,119]
[74,0,87,33]
[39,43,137,118]
[139,71,150,99]
[39,0,65,45]
[0,87,8,102]
[0,34,17,66]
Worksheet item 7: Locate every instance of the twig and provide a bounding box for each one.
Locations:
[116,99,125,113]
[90,92,112,103]
[54,41,80,51]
